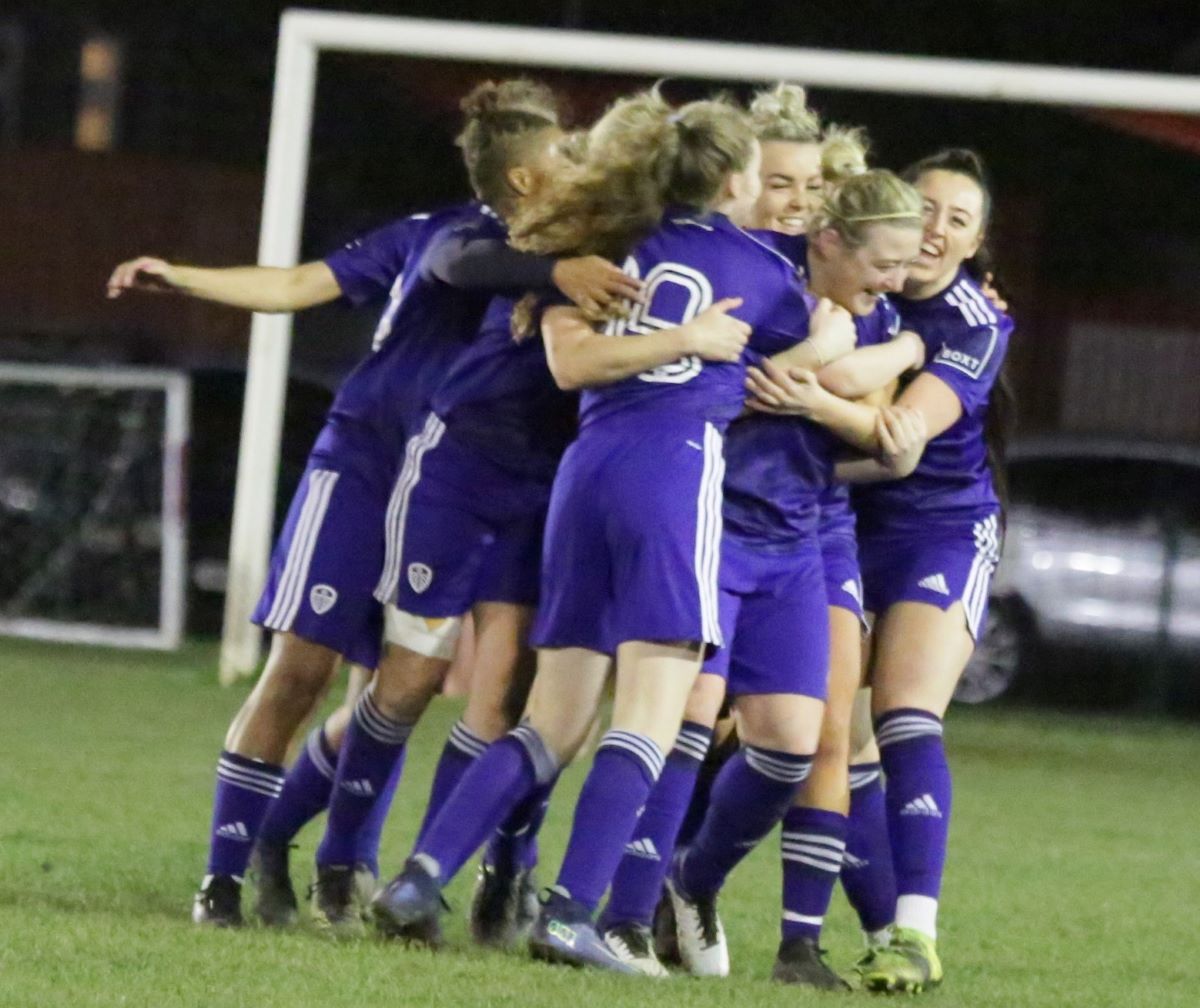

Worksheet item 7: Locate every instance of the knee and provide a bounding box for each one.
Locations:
[683,674,726,727]
[257,642,338,713]
[813,714,852,766]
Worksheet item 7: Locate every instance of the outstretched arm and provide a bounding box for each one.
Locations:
[106,256,342,313]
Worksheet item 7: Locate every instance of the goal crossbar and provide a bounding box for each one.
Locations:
[220,7,1200,682]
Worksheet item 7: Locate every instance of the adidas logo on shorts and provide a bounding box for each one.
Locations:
[917,573,950,596]
[899,793,942,817]
[341,778,375,798]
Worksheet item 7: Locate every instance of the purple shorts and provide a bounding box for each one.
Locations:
[820,532,865,621]
[858,511,1001,640]
[702,535,830,700]
[373,415,551,618]
[253,417,393,670]
[532,417,725,655]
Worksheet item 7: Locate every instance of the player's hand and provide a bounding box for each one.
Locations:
[106,256,179,299]
[981,272,1009,312]
[679,297,751,363]
[745,357,827,417]
[894,329,927,370]
[877,404,927,477]
[552,255,644,318]
[808,297,856,365]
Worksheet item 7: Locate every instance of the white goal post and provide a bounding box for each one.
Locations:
[220,8,1200,683]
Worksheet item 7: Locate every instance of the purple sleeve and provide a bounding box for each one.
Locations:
[924,315,1013,415]
[323,216,425,306]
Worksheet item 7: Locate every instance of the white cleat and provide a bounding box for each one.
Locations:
[666,874,729,977]
[602,922,671,978]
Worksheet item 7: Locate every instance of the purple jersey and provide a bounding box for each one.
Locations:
[431,296,576,482]
[854,269,1012,530]
[578,210,808,432]
[324,211,432,348]
[722,234,901,547]
[816,297,902,540]
[326,203,512,456]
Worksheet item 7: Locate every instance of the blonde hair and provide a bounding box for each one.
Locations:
[748,82,821,144]
[820,124,871,185]
[508,87,756,261]
[456,79,561,216]
[809,169,923,247]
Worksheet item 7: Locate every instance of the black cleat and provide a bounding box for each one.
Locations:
[372,857,448,948]
[249,841,298,927]
[192,874,243,927]
[772,935,852,990]
[469,862,540,948]
[310,864,367,939]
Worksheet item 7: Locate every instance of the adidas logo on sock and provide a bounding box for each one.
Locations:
[624,837,660,861]
[340,778,375,798]
[215,821,251,841]
[899,793,943,817]
[917,572,950,596]
[842,852,869,870]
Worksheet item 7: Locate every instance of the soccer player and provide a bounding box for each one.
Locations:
[754,149,1013,993]
[370,86,820,971]
[852,148,1013,994]
[652,169,925,984]
[109,78,636,929]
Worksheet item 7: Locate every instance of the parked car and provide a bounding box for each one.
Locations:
[955,437,1200,705]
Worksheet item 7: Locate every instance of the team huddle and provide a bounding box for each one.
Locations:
[107,76,1013,994]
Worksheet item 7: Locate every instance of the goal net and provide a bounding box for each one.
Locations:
[0,363,188,649]
[220,10,1200,683]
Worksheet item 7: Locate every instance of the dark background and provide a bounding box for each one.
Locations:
[2,2,1198,708]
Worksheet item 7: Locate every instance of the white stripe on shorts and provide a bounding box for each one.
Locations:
[374,414,446,605]
[263,469,340,631]
[961,514,1000,640]
[693,422,725,646]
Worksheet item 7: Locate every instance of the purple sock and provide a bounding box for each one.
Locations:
[315,690,412,868]
[780,806,847,941]
[599,721,712,929]
[206,750,285,878]
[675,728,734,848]
[484,777,555,874]
[876,709,951,901]
[415,723,556,884]
[257,728,336,848]
[555,729,665,913]
[679,746,812,900]
[414,720,487,847]
[352,743,406,875]
[841,762,897,933]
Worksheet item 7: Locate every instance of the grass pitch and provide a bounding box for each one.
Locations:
[1,636,1197,1008]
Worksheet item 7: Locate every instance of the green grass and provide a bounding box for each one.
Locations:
[1,636,1197,1007]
